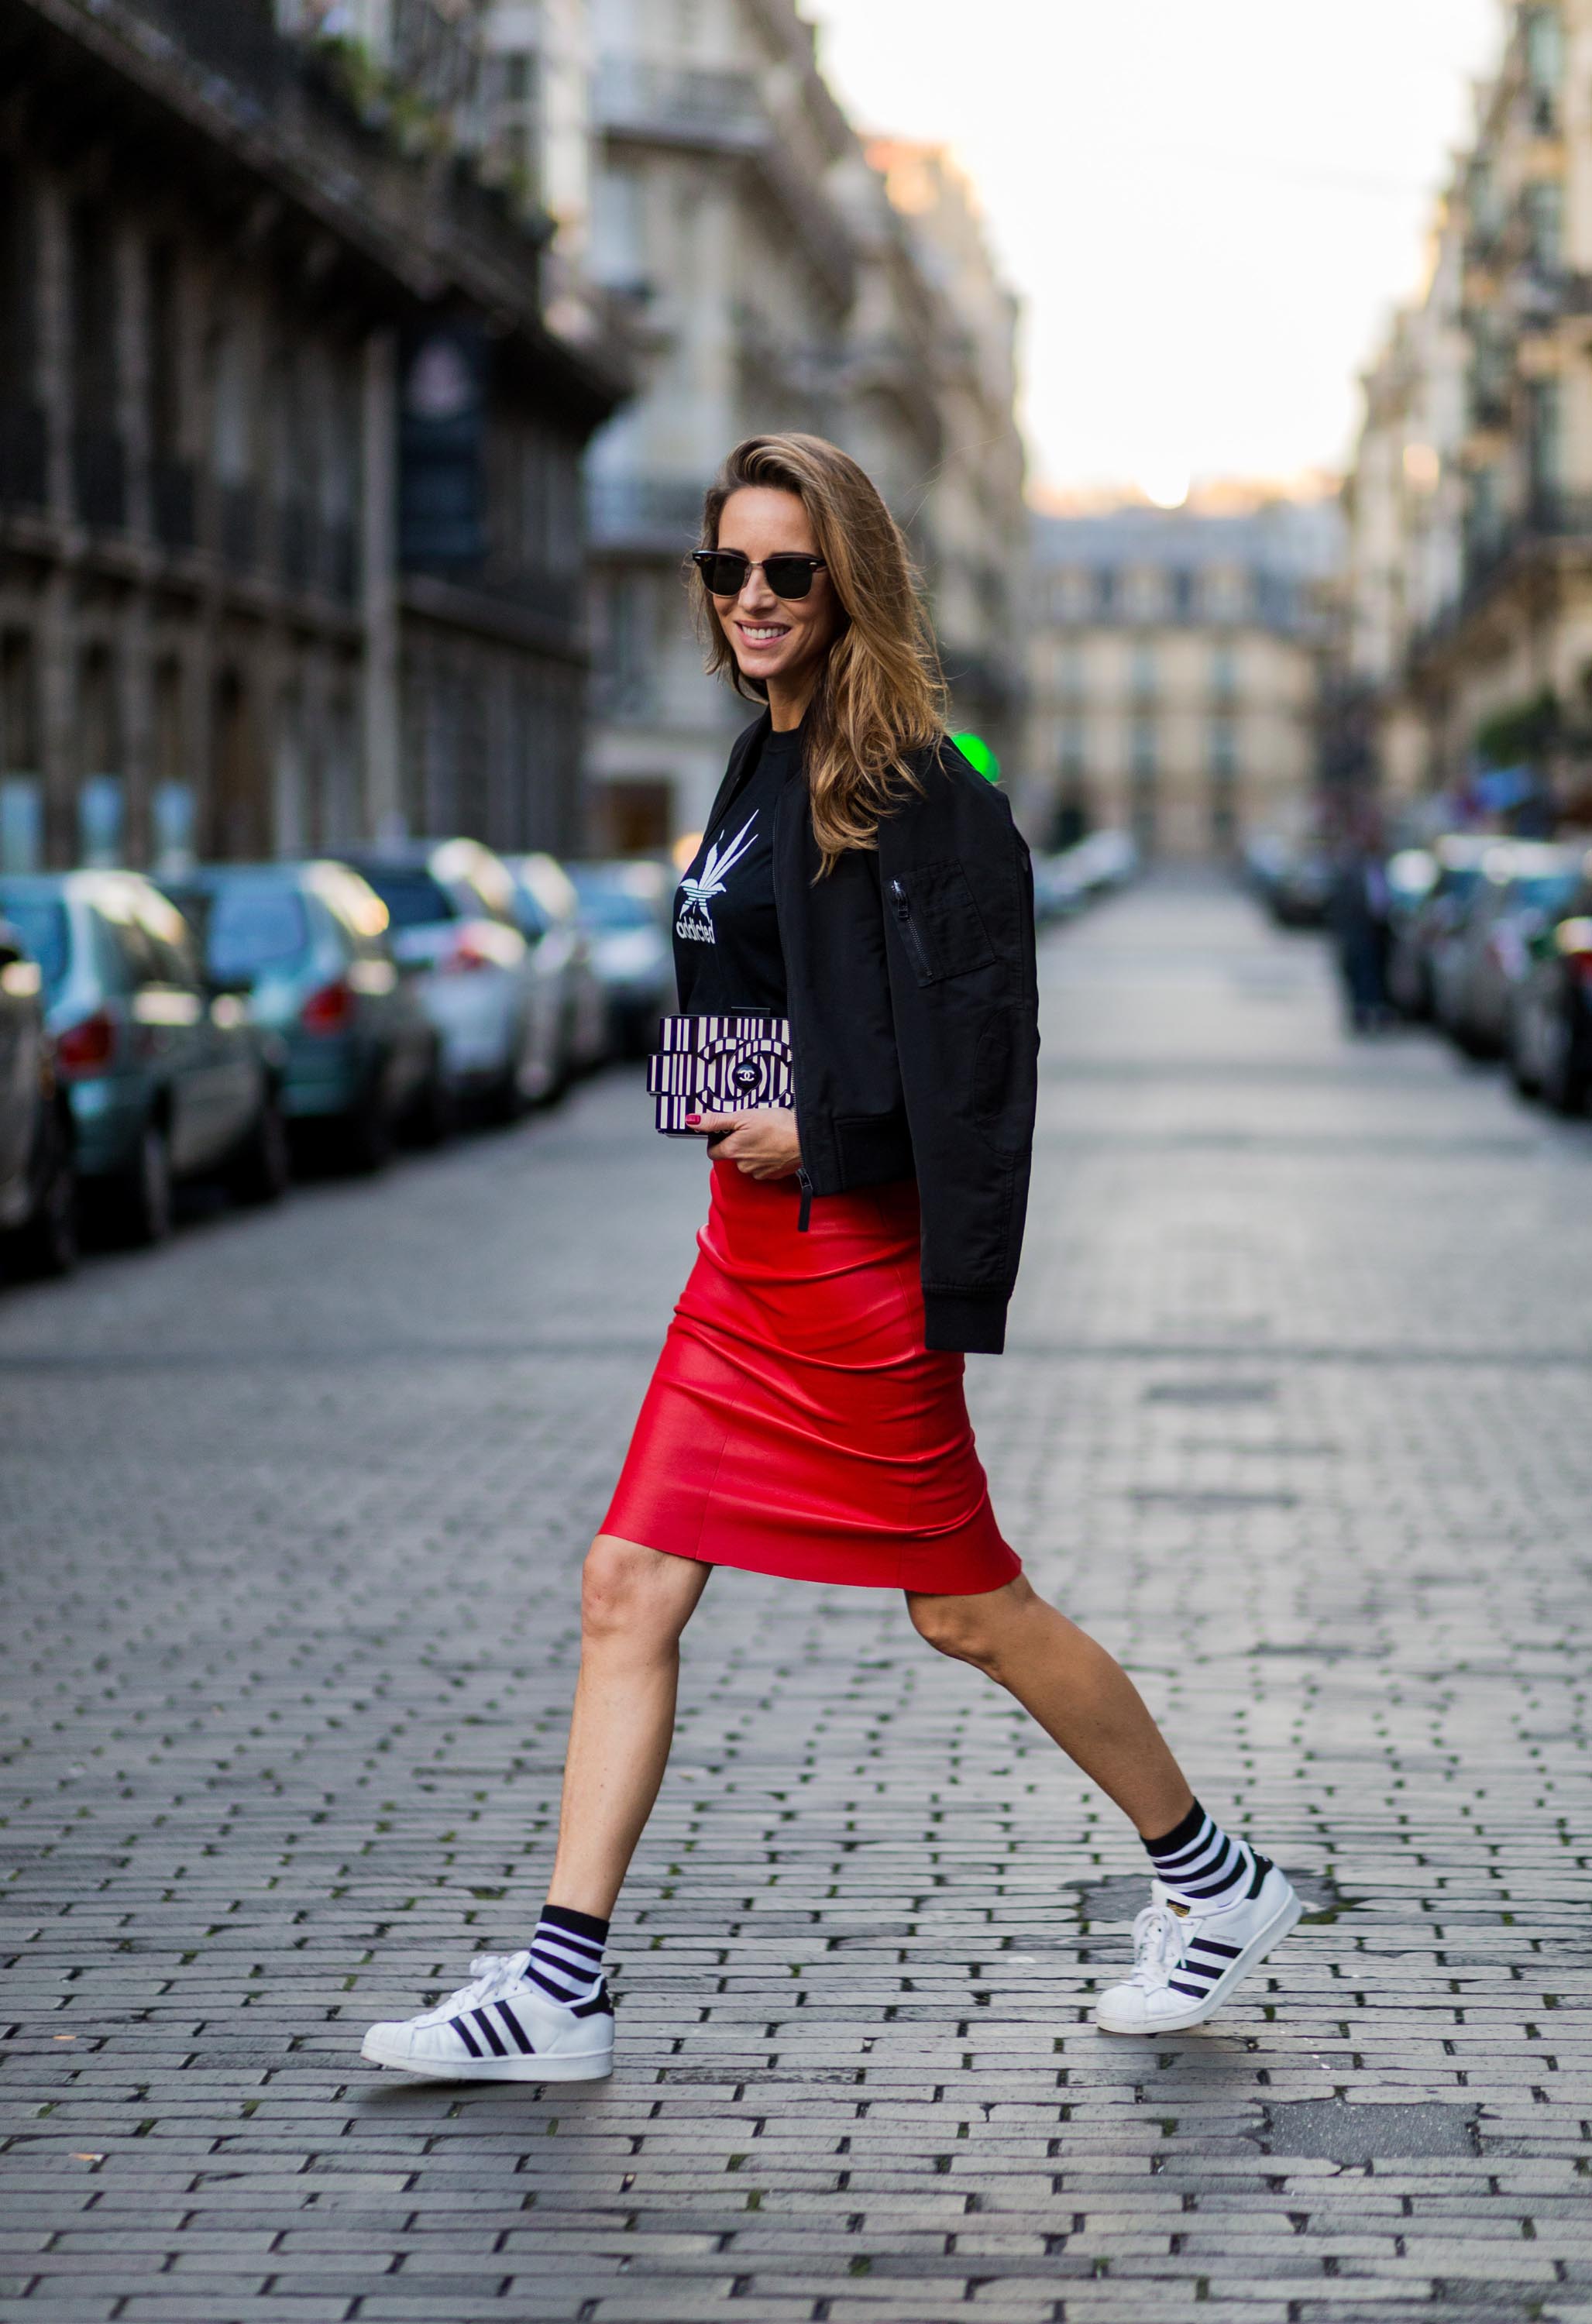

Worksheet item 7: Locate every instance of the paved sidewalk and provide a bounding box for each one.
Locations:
[2,873,1590,2324]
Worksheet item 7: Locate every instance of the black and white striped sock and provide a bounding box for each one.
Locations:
[1143,1799,1267,1915]
[526,1903,608,2006]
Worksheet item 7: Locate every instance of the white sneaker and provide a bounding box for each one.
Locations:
[361,1951,614,2082]
[1094,1859,1301,2034]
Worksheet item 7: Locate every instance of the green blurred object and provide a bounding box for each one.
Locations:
[951,731,1000,783]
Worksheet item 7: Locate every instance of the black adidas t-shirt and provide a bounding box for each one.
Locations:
[672,724,799,1015]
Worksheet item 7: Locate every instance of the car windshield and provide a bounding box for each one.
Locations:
[0,895,70,991]
[207,886,311,976]
[1518,872,1580,914]
[355,868,457,928]
[573,882,657,931]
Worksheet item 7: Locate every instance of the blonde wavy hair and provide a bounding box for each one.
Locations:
[693,434,946,871]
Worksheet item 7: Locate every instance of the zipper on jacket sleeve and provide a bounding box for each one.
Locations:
[889,878,933,979]
[796,1166,813,1232]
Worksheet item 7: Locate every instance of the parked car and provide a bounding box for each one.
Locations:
[1506,857,1592,1112]
[160,861,447,1170]
[1241,829,1291,905]
[339,840,560,1117]
[1031,850,1089,923]
[503,853,610,1082]
[1064,827,1140,895]
[1386,834,1493,1019]
[1245,830,1332,927]
[0,870,288,1243]
[567,859,674,1055]
[1273,846,1334,928]
[0,915,77,1278]
[1431,841,1584,1057]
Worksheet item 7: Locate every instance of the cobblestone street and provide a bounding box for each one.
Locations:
[3,872,1590,2324]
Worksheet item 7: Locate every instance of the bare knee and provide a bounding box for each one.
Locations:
[581,1534,700,1655]
[906,1575,1037,1673]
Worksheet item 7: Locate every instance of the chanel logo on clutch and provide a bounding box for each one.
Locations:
[648,1014,794,1135]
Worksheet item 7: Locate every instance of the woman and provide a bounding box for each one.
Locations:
[362,435,1300,2084]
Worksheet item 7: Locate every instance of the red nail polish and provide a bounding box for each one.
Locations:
[684,1113,700,1126]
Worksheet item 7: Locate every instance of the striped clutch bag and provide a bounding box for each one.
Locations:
[648,1013,794,1136]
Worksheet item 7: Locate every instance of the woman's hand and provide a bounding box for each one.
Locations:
[688,1105,803,1181]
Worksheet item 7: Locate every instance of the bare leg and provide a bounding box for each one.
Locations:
[545,1535,713,1919]
[906,1575,1195,1838]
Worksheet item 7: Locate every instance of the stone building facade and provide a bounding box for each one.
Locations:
[573,0,1026,852]
[863,139,1026,792]
[1027,498,1343,858]
[0,0,627,874]
[1346,0,1592,821]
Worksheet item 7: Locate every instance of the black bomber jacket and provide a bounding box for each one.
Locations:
[698,711,1040,1356]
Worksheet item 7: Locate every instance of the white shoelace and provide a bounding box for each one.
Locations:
[420,1950,531,2024]
[1125,1902,1190,1994]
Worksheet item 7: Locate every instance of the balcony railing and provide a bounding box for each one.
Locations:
[122,0,287,102]
[0,403,47,512]
[323,517,358,603]
[73,430,127,531]
[151,457,197,551]
[219,481,259,572]
[593,57,765,150]
[751,140,856,308]
[1461,487,1592,606]
[280,496,316,593]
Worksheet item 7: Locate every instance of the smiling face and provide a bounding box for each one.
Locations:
[709,486,842,721]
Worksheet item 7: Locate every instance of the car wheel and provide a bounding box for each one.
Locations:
[404,1048,455,1148]
[1506,1006,1541,1098]
[229,1087,291,1205]
[341,1081,395,1173]
[1541,1009,1590,1116]
[116,1118,174,1247]
[485,1046,529,1126]
[6,1106,78,1280]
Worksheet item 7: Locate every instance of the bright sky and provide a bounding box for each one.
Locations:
[804,0,1503,501]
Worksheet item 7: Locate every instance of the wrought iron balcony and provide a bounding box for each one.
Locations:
[750,139,856,308]
[593,57,765,151]
[150,458,197,552]
[120,0,287,105]
[279,496,317,593]
[72,431,127,531]
[323,518,358,604]
[1460,488,1592,607]
[0,404,47,513]
[219,481,259,573]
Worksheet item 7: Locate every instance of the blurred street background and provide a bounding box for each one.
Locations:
[4,2,1592,2321]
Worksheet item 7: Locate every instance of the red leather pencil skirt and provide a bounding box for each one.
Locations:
[601,1159,1019,1593]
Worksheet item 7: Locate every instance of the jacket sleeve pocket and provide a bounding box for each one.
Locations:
[886,859,996,986]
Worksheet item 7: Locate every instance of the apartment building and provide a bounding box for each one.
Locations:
[1027,498,1342,858]
[1346,0,1592,820]
[0,0,626,871]
[573,0,1025,851]
[864,140,1027,791]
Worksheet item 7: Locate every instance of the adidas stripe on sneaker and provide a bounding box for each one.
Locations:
[360,1948,613,2082]
[1094,1858,1302,2034]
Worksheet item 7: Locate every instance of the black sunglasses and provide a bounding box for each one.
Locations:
[691,549,827,600]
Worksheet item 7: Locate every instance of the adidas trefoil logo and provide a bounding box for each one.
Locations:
[676,813,758,944]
